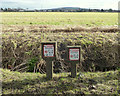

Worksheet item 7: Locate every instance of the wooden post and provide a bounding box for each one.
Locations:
[71,62,77,78]
[46,59,53,79]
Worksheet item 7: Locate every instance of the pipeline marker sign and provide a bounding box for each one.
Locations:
[69,48,80,61]
[43,44,54,57]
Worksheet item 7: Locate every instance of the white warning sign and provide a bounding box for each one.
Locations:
[69,49,79,61]
[44,44,54,57]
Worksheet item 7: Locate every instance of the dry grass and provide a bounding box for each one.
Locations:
[2,25,118,33]
[2,25,119,73]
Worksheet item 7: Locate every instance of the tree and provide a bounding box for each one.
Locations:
[8,8,12,12]
[89,9,92,12]
[1,8,3,11]
[101,9,104,12]
[108,8,113,12]
[4,8,8,12]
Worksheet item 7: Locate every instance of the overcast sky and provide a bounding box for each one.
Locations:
[1,0,119,10]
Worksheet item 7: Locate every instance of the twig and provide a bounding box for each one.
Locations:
[12,59,16,68]
[12,62,27,71]
[17,66,29,72]
[11,47,17,58]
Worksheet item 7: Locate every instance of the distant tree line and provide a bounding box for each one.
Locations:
[0,8,119,12]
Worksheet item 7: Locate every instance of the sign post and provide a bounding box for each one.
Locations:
[41,42,57,80]
[67,46,81,78]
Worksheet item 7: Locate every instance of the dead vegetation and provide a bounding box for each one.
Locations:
[2,25,119,73]
[2,25,118,33]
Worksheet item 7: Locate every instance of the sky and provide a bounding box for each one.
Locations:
[1,0,119,10]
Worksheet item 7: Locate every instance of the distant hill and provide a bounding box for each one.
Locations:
[43,7,89,12]
[53,7,84,10]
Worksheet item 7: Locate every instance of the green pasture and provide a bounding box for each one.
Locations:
[1,12,118,26]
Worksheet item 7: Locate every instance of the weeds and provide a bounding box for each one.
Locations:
[2,69,119,95]
[27,57,38,72]
[2,25,119,72]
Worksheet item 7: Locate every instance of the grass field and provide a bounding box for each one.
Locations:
[2,68,119,94]
[1,12,118,26]
[1,12,119,95]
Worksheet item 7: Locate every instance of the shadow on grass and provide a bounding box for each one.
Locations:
[2,75,48,90]
[2,74,77,94]
[2,73,71,89]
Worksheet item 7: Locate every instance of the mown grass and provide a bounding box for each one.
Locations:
[2,68,119,95]
[1,12,118,26]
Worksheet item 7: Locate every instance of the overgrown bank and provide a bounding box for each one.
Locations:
[2,25,119,73]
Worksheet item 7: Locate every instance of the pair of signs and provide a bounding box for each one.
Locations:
[43,44,80,61]
[42,42,80,79]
